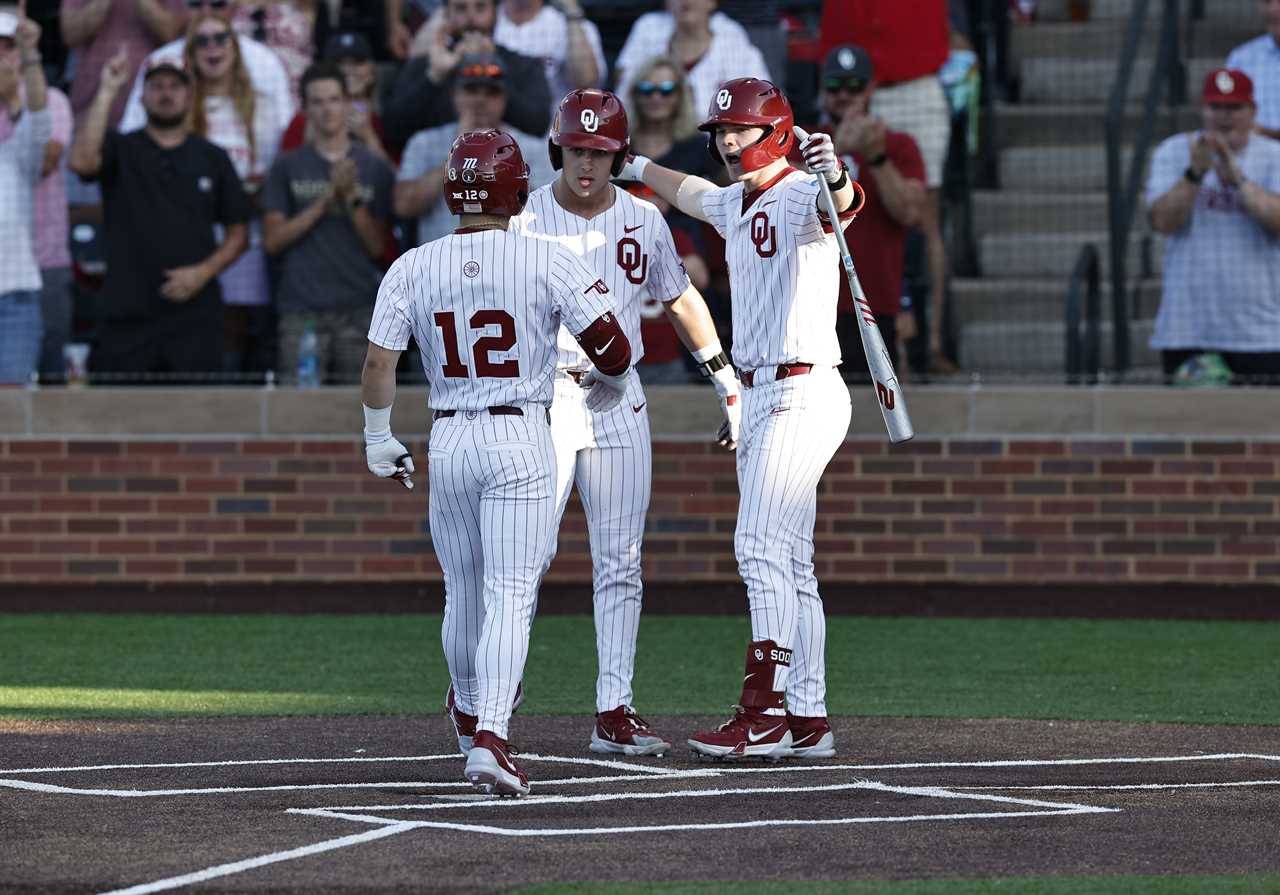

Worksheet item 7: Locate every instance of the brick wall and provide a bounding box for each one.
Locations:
[2,437,1279,584]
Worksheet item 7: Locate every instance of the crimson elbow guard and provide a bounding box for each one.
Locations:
[576,312,632,376]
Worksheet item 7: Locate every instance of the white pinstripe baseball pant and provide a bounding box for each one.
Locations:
[734,366,851,717]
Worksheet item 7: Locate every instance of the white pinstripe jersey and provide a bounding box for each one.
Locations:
[702,168,843,371]
[368,228,614,411]
[515,184,691,372]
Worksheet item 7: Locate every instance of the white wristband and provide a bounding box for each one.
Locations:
[363,403,392,443]
[692,341,724,363]
[630,154,650,181]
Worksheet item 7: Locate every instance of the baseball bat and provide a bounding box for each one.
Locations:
[794,127,914,444]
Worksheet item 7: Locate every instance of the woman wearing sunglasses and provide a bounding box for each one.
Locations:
[184,12,291,377]
[229,0,317,103]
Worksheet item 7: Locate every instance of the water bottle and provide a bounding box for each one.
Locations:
[297,319,320,388]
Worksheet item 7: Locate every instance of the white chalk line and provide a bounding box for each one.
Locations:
[0,751,681,777]
[96,822,418,895]
[943,778,1280,793]
[707,752,1280,774]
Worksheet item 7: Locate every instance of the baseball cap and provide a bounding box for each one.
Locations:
[456,52,505,90]
[0,11,18,39]
[822,45,874,90]
[144,55,192,82]
[1203,68,1253,105]
[323,31,373,63]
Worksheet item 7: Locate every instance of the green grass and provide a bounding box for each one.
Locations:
[513,875,1280,895]
[0,614,1277,723]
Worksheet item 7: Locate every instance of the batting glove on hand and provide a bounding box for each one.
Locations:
[800,132,842,183]
[707,364,740,451]
[614,153,651,183]
[580,368,630,413]
[366,436,416,490]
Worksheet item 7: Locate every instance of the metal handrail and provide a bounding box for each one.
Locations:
[1104,0,1185,376]
[1064,244,1102,384]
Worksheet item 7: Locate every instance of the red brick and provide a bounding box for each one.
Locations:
[1159,540,1215,556]
[330,539,384,555]
[67,518,120,534]
[69,559,118,575]
[242,441,299,455]
[816,498,858,515]
[185,559,239,574]
[892,559,947,575]
[183,441,240,455]
[1012,560,1070,577]
[245,478,298,494]
[1071,480,1127,496]
[837,441,886,456]
[156,497,210,514]
[1135,560,1191,577]
[98,459,156,475]
[1195,520,1249,536]
[1132,480,1188,496]
[214,539,270,556]
[39,496,93,513]
[9,441,64,456]
[863,539,916,554]
[1192,560,1250,577]
[1042,540,1097,556]
[1190,441,1247,456]
[1009,440,1066,456]
[1072,519,1126,535]
[978,500,1035,515]
[982,539,1035,555]
[11,477,63,492]
[830,479,888,495]
[0,539,37,553]
[187,477,239,493]
[1249,442,1280,456]
[1222,540,1278,557]
[300,441,359,456]
[892,519,945,535]
[278,459,333,475]
[921,460,976,476]
[126,442,182,455]
[1100,460,1155,475]
[1010,520,1068,537]
[891,479,946,495]
[1101,540,1157,556]
[952,519,1008,536]
[862,459,916,475]
[952,479,1007,496]
[126,560,181,575]
[245,518,299,534]
[1192,480,1248,496]
[97,497,152,513]
[947,440,1002,456]
[273,539,327,554]
[953,560,1009,576]
[684,497,740,514]
[980,459,1036,475]
[1073,560,1129,576]
[0,498,35,513]
[1253,521,1280,536]
[890,439,944,456]
[126,519,181,534]
[98,540,153,555]
[826,459,856,475]
[921,500,976,514]
[833,559,889,575]
[219,460,274,475]
[1013,480,1066,495]
[922,540,976,555]
[1220,460,1275,476]
[68,441,122,456]
[360,558,417,575]
[1068,441,1125,456]
[157,539,211,554]
[1100,500,1155,515]
[1134,519,1189,535]
[0,460,38,474]
[8,559,64,576]
[185,519,238,535]
[39,539,92,555]
[860,499,915,515]
[276,498,330,514]
[1041,459,1095,475]
[1159,500,1214,515]
[21,519,61,534]
[1159,460,1215,475]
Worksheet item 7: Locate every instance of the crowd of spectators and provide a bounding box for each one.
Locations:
[14,0,1250,388]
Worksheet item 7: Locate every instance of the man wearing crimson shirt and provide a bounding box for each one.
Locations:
[818,0,956,374]
[798,45,925,378]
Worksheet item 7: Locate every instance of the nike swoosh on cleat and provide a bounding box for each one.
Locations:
[747,724,783,743]
[594,337,615,356]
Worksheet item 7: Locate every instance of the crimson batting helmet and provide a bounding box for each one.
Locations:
[445,129,530,216]
[549,88,630,176]
[698,77,795,172]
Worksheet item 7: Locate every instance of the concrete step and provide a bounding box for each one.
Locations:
[1032,0,1255,21]
[999,144,1143,191]
[992,102,1199,148]
[1011,22,1160,61]
[979,230,1162,279]
[959,318,1161,374]
[952,277,1163,326]
[1020,56,1220,103]
[1189,19,1262,58]
[972,190,1114,234]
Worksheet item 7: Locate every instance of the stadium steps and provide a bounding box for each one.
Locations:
[959,318,1161,375]
[992,102,1199,149]
[952,278,1162,325]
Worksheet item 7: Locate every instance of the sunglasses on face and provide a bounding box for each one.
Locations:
[824,77,868,94]
[187,0,229,7]
[459,63,502,79]
[636,80,677,97]
[192,31,232,50]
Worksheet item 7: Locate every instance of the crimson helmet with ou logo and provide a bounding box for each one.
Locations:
[698,77,795,172]
[445,129,530,217]
[549,88,630,176]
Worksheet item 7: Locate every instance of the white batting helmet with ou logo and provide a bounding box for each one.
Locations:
[716,88,732,110]
[580,108,600,132]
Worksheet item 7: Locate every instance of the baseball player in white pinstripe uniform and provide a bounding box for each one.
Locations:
[516,89,741,757]
[362,130,634,797]
[618,77,860,760]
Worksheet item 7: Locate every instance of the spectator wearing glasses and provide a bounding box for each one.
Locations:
[183,12,291,376]
[613,0,769,116]
[808,45,925,381]
[621,56,717,197]
[70,53,250,382]
[60,0,185,133]
[493,0,604,120]
[386,0,549,146]
[0,8,52,385]
[119,0,294,136]
[264,63,393,384]
[281,32,394,166]
[1147,68,1280,385]
[230,0,317,103]
[394,52,551,246]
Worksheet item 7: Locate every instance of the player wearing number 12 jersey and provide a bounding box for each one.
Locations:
[516,89,742,757]
[361,130,633,797]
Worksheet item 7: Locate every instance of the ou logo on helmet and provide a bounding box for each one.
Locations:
[716,88,732,111]
[580,108,600,133]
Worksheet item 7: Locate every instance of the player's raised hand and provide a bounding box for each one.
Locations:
[580,368,629,413]
[366,437,416,490]
[799,131,841,183]
[613,153,651,183]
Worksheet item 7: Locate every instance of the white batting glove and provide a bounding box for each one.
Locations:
[800,132,842,183]
[614,153,651,183]
[580,368,630,413]
[708,365,741,451]
[366,436,416,489]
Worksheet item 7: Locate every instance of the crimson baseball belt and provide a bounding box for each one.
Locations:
[740,363,813,388]
[433,406,550,422]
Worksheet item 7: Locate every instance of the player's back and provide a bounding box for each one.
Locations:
[375,228,595,411]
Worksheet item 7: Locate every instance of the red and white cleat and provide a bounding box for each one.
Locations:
[464,730,530,797]
[687,706,793,760]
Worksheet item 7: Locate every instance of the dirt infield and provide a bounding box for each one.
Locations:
[2,715,1279,893]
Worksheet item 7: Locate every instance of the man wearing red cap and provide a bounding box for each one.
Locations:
[517,88,740,757]
[1147,68,1280,384]
[619,77,861,760]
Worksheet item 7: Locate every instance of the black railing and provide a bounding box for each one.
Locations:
[1065,244,1102,384]
[1104,0,1185,377]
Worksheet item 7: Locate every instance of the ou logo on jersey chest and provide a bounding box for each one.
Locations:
[750,211,777,258]
[580,109,600,132]
[616,237,648,284]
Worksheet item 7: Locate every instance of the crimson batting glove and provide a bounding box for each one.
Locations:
[800,132,842,183]
[580,368,631,412]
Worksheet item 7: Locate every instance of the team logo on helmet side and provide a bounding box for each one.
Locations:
[463,261,480,278]
[716,88,732,110]
[580,108,600,133]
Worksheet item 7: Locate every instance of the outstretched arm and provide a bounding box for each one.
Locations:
[617,155,716,223]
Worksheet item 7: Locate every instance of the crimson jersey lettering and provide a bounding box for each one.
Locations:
[750,211,777,258]
[616,237,649,284]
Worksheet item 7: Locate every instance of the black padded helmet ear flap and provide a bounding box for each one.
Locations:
[549,138,563,171]
[611,150,627,177]
[706,133,722,167]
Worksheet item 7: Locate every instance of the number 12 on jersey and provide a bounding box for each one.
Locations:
[433,310,519,378]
